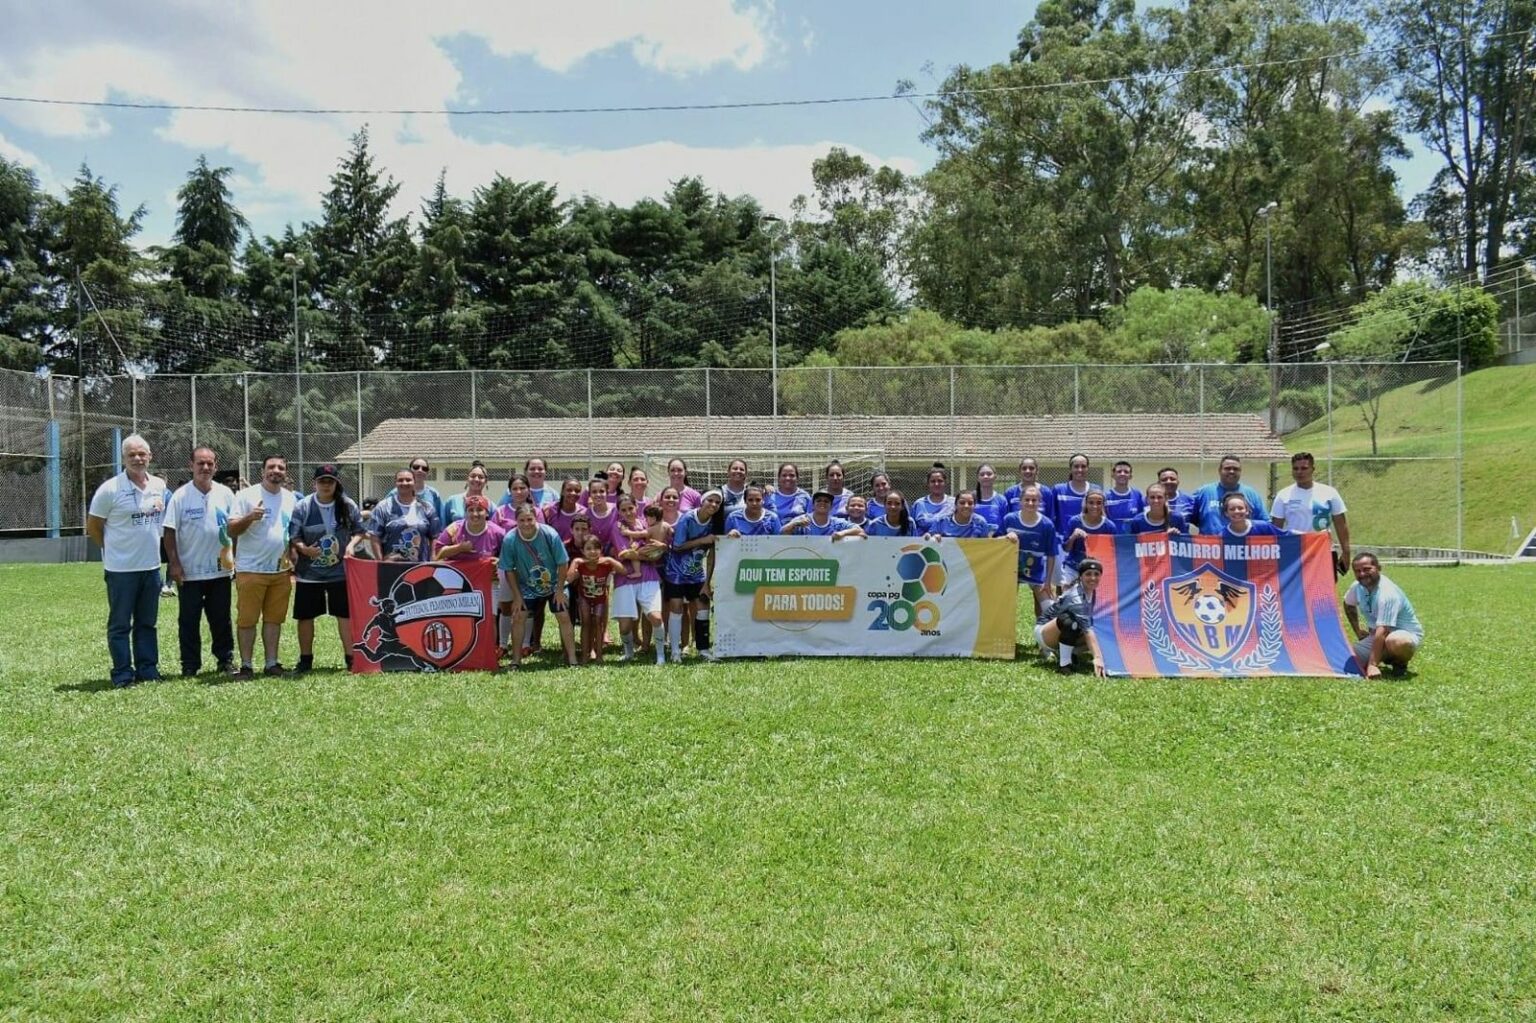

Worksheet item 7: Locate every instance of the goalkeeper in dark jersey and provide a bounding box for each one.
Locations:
[1033,557,1108,676]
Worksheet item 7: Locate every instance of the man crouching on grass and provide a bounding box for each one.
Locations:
[1343,552,1424,678]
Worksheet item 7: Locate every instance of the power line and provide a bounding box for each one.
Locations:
[1,32,1527,119]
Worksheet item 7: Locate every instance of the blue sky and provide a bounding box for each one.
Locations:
[0,1,1435,247]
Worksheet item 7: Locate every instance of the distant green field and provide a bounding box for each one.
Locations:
[1287,363,1536,553]
[3,562,1535,1021]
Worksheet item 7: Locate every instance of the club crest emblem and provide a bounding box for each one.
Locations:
[354,563,485,671]
[1162,565,1256,664]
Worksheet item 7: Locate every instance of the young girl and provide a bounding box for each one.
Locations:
[1034,557,1108,676]
[1126,483,1188,535]
[1052,453,1100,525]
[782,491,863,538]
[566,535,626,664]
[973,464,1010,531]
[1220,493,1285,540]
[492,473,540,532]
[910,463,955,533]
[1061,489,1120,587]
[663,490,722,662]
[667,458,703,512]
[585,475,621,555]
[1001,484,1057,617]
[725,483,780,537]
[927,491,995,539]
[865,490,914,537]
[497,503,577,669]
[432,494,506,562]
[769,462,811,520]
[612,497,666,664]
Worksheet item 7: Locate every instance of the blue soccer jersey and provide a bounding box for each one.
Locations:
[1190,482,1270,534]
[929,513,994,538]
[1061,514,1120,571]
[1002,512,1057,586]
[786,515,854,536]
[1166,491,1195,521]
[1052,482,1100,525]
[665,510,714,584]
[974,492,1011,530]
[1221,521,1285,541]
[1125,510,1189,534]
[725,509,781,536]
[864,514,912,537]
[910,495,955,533]
[1102,486,1145,524]
[768,489,811,520]
[1006,482,1057,524]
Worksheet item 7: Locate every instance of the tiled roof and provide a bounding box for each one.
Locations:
[333,414,1288,464]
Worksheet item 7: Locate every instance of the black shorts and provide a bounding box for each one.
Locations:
[518,594,568,617]
[662,579,705,602]
[293,579,350,620]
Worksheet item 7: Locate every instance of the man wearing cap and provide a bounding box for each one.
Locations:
[163,445,237,677]
[289,464,368,674]
[86,432,171,687]
[228,454,298,677]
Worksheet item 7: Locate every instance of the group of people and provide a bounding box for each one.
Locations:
[87,441,1423,685]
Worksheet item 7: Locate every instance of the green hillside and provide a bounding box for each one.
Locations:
[1286,363,1536,554]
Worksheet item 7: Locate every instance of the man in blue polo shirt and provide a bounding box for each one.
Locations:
[1189,454,1271,535]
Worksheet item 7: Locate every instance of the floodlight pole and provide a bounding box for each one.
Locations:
[284,252,303,474]
[1259,201,1279,499]
[763,214,782,419]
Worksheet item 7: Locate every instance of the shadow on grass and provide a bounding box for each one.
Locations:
[54,678,122,694]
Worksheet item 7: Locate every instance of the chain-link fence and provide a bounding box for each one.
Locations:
[2,361,1466,552]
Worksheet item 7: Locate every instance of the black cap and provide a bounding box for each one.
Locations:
[812,490,833,503]
[313,463,340,480]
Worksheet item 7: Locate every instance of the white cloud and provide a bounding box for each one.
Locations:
[0,2,923,243]
[0,129,63,192]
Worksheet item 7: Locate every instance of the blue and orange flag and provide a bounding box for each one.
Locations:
[1084,532,1361,678]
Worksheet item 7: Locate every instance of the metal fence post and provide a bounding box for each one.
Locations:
[828,367,836,446]
[1073,365,1082,452]
[469,369,478,460]
[242,372,251,482]
[131,375,139,434]
[1325,364,1333,487]
[46,419,61,538]
[704,367,712,450]
[355,371,364,488]
[189,375,198,446]
[77,375,87,528]
[1197,365,1207,479]
[949,366,958,461]
[586,369,594,470]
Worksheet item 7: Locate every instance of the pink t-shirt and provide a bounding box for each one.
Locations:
[676,486,702,513]
[542,502,589,543]
[492,502,541,532]
[435,519,506,561]
[585,505,622,554]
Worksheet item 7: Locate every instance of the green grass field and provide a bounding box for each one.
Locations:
[3,562,1535,1021]
[1287,363,1536,553]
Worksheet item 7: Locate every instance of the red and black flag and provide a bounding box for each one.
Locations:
[345,559,499,673]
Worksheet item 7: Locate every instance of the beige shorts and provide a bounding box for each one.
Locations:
[236,571,293,628]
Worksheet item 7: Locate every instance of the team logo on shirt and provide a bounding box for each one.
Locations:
[314,534,340,568]
[354,563,485,671]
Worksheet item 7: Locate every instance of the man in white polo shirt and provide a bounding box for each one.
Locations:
[86,433,170,688]
[1271,451,1351,575]
[228,454,297,678]
[164,445,237,677]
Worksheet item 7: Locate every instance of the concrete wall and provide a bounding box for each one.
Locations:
[0,536,96,564]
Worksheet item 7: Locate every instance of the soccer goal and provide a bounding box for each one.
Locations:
[641,450,886,497]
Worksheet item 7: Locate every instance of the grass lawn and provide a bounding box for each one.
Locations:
[1287,363,1536,553]
[3,562,1535,1021]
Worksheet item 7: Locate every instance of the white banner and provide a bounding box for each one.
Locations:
[712,536,1018,659]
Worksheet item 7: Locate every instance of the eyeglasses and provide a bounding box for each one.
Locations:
[411,464,429,472]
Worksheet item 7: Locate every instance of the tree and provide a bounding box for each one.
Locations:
[1329,280,1500,368]
[1105,286,1270,363]
[48,164,149,376]
[1381,0,1536,277]
[791,147,916,292]
[162,155,248,300]
[0,158,56,370]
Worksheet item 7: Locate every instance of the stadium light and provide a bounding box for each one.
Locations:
[761,214,783,419]
[282,252,303,475]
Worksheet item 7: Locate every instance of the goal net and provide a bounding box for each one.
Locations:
[642,450,886,498]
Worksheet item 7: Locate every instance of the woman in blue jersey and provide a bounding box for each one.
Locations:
[1052,453,1100,525]
[870,472,895,512]
[442,462,490,528]
[725,483,781,537]
[911,463,955,533]
[822,461,852,516]
[973,464,1010,531]
[1220,493,1285,540]
[926,491,995,539]
[1001,484,1057,616]
[663,490,723,662]
[1126,482,1188,535]
[782,491,864,538]
[769,463,811,520]
[720,459,749,513]
[1061,489,1119,586]
[865,490,914,537]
